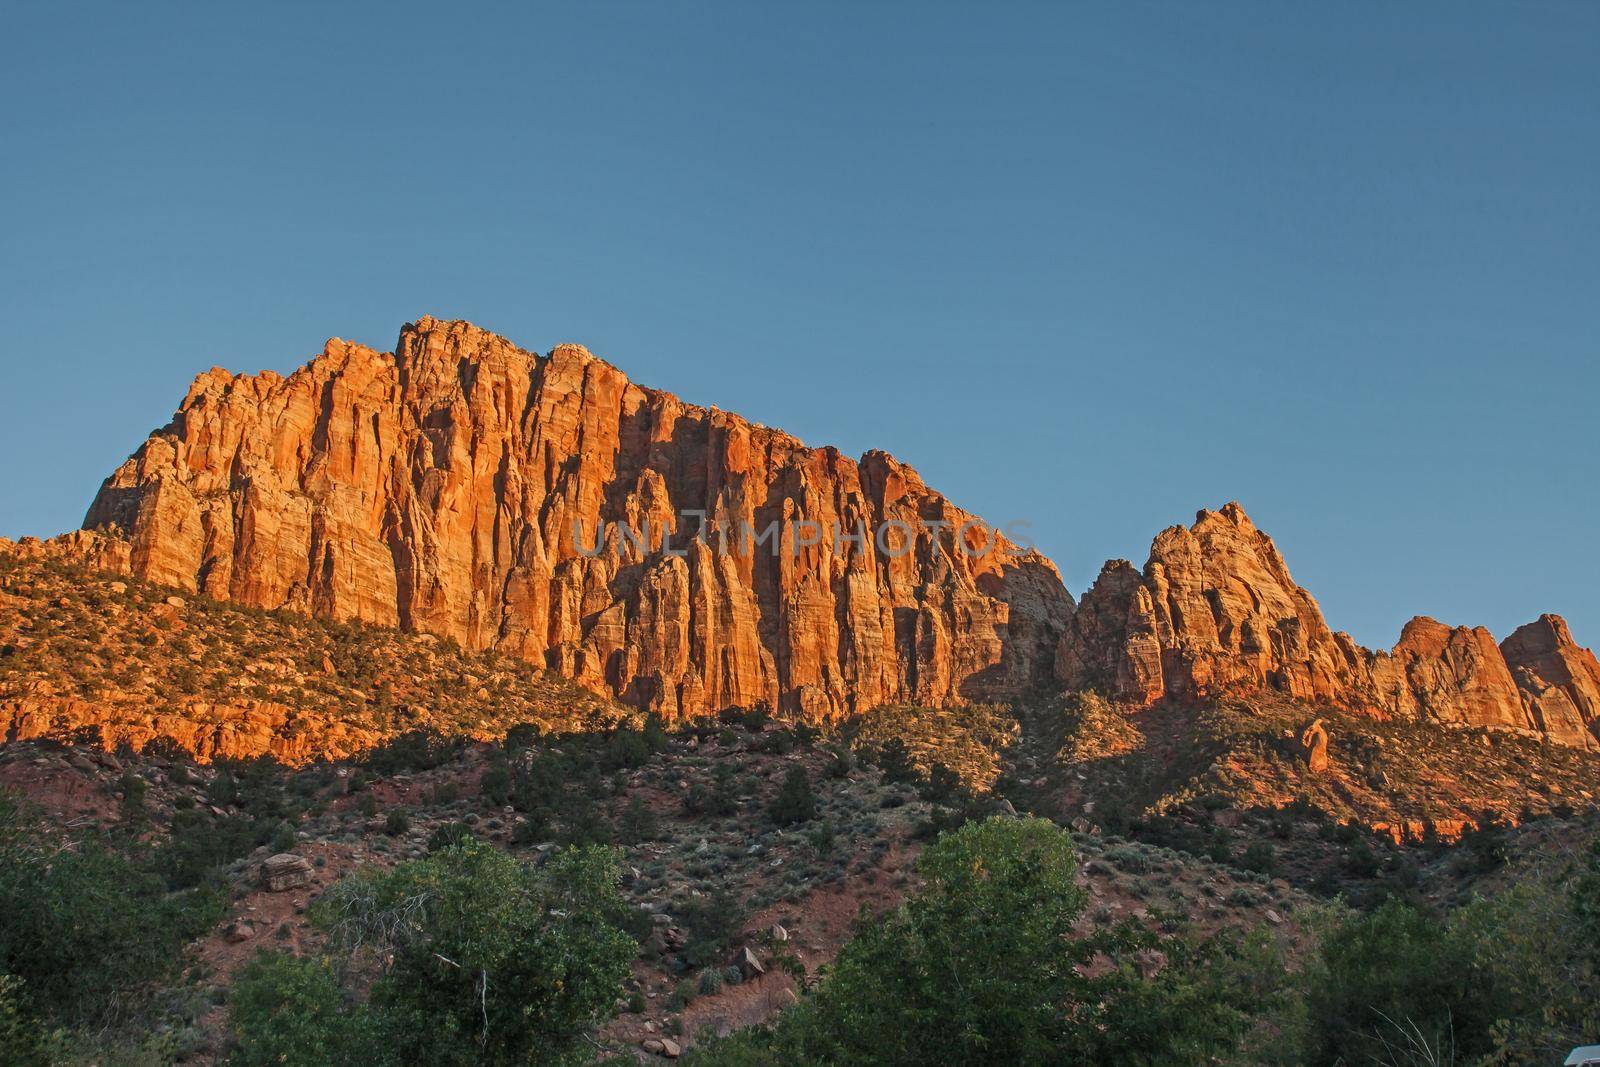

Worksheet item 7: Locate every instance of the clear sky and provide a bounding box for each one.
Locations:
[2,3,1595,651]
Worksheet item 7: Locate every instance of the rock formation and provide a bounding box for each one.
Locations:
[1297,718,1330,773]
[1501,614,1600,748]
[1056,504,1368,705]
[75,317,1074,721]
[1368,618,1527,732]
[1058,503,1600,749]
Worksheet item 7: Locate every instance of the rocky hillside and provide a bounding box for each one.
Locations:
[0,551,629,762]
[71,317,1073,721]
[11,320,1599,765]
[1057,502,1600,749]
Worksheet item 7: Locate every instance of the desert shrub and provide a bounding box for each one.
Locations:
[140,735,193,763]
[0,792,222,1029]
[767,766,816,826]
[424,781,460,806]
[0,976,65,1066]
[1296,846,1600,1066]
[618,794,660,844]
[872,738,918,785]
[602,727,651,771]
[384,810,410,836]
[642,712,669,752]
[917,762,963,806]
[269,821,299,853]
[1298,899,1494,1065]
[227,953,368,1067]
[1460,810,1511,872]
[719,706,771,733]
[685,764,739,817]
[511,814,549,846]
[426,822,475,853]
[156,809,269,889]
[669,979,698,1009]
[307,839,637,1066]
[677,888,745,970]
[480,762,513,807]
[512,751,571,815]
[361,728,463,775]
[806,821,836,856]
[556,796,613,847]
[1239,841,1276,876]
[208,756,297,822]
[501,723,541,752]
[775,817,1088,1063]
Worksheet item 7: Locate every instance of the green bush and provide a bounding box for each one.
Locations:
[156,808,267,889]
[1297,855,1600,1066]
[512,751,570,815]
[806,821,836,856]
[311,839,637,1066]
[362,729,463,775]
[269,821,298,853]
[228,953,367,1066]
[669,978,698,1010]
[480,763,513,807]
[618,794,660,845]
[686,764,739,817]
[602,728,651,771]
[426,822,475,853]
[767,767,816,826]
[1239,841,1276,876]
[686,816,1281,1067]
[0,792,223,1029]
[677,889,745,970]
[0,976,65,1066]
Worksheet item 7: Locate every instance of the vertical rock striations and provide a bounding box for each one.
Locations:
[1058,503,1599,748]
[80,317,1074,721]
[1056,504,1368,705]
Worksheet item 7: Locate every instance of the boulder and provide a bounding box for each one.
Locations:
[733,945,766,979]
[260,852,314,892]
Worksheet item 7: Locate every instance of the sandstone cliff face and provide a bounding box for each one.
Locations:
[80,318,1074,721]
[1368,618,1530,731]
[1501,614,1600,748]
[1058,504,1599,749]
[1056,505,1368,705]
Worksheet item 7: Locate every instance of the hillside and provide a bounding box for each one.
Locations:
[0,550,629,762]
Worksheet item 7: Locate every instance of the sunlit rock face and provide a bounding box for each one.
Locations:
[1057,503,1599,749]
[81,317,1075,721]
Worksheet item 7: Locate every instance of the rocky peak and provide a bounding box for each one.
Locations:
[1059,504,1598,749]
[1059,502,1367,706]
[74,318,1075,722]
[1500,614,1600,747]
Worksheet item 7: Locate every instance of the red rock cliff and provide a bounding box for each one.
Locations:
[1058,503,1599,748]
[81,318,1074,720]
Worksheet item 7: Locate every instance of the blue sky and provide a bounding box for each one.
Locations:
[2,3,1595,650]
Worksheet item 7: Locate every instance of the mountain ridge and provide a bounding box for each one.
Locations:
[7,315,1593,752]
[70,316,1075,720]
